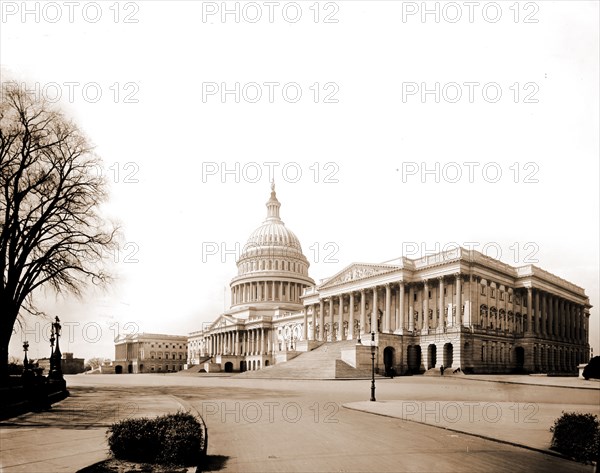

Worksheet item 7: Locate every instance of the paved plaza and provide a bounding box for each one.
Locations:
[1,374,598,472]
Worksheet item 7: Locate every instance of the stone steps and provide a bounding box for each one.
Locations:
[235,340,362,379]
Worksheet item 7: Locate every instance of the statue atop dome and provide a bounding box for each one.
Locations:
[266,180,282,222]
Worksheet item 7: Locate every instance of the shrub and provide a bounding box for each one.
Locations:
[582,356,600,380]
[550,412,600,463]
[107,411,204,466]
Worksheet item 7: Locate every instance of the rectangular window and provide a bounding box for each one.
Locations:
[444,288,447,296]
[500,291,504,301]
[481,286,486,295]
[428,291,432,299]
[491,289,495,298]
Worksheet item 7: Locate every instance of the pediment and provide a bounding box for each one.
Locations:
[318,263,400,289]
[208,314,237,330]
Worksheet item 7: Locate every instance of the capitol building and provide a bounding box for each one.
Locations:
[187,184,592,376]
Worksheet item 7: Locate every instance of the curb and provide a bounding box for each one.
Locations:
[169,395,209,458]
[453,376,600,391]
[342,403,597,466]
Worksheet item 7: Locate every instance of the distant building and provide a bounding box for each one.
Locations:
[114,333,188,374]
[36,352,85,374]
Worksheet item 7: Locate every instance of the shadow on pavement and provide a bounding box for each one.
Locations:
[197,455,230,472]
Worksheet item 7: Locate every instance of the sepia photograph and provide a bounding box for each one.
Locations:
[1,1,599,472]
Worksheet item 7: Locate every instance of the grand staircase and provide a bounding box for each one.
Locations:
[235,340,373,379]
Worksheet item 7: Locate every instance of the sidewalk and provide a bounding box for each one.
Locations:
[0,388,186,472]
[1,375,597,472]
[344,399,600,453]
[457,374,600,390]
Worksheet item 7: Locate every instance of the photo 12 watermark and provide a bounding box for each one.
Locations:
[398,401,540,424]
[202,241,340,264]
[201,1,339,23]
[400,2,540,24]
[2,81,141,105]
[401,241,540,264]
[29,401,140,425]
[200,401,340,424]
[398,162,540,184]
[88,161,141,184]
[14,320,140,344]
[401,82,540,104]
[1,1,140,23]
[201,82,339,104]
[201,161,340,184]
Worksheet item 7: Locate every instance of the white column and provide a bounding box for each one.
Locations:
[303,310,308,340]
[422,280,429,334]
[456,274,462,327]
[526,287,533,334]
[319,300,324,341]
[266,329,271,354]
[329,298,334,341]
[310,304,316,341]
[371,287,378,333]
[337,295,343,341]
[398,283,405,334]
[438,277,444,330]
[408,285,414,331]
[384,284,391,333]
[348,293,355,340]
[360,290,366,337]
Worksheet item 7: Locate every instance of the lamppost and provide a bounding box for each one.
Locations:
[370,331,376,402]
[49,323,55,373]
[23,341,30,371]
[50,316,63,380]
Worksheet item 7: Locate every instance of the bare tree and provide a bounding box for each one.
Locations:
[84,356,105,371]
[0,81,118,377]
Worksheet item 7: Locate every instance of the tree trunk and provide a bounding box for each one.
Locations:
[0,297,19,380]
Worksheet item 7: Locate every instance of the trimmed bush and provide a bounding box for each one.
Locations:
[107,411,204,466]
[582,356,600,380]
[550,411,600,463]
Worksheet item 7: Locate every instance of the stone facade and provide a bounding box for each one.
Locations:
[36,352,85,375]
[114,333,188,374]
[302,250,591,374]
[189,185,591,375]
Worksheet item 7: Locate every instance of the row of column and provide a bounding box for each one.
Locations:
[466,280,588,345]
[231,281,304,305]
[532,343,586,372]
[305,277,589,345]
[523,287,588,343]
[204,328,272,356]
[308,274,465,342]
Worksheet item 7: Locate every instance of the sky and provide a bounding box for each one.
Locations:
[2,1,598,362]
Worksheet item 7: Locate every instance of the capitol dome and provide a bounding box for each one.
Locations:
[241,184,304,257]
[230,183,314,309]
